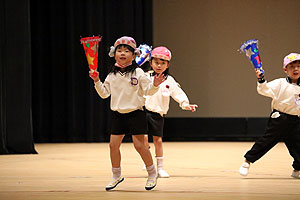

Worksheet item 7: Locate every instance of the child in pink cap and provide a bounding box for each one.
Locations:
[141,46,197,178]
[239,53,300,179]
[89,36,165,191]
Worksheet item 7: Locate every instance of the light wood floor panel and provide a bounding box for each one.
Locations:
[0,142,299,200]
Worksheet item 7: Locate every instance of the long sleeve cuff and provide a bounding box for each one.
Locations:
[181,101,190,109]
[257,77,265,83]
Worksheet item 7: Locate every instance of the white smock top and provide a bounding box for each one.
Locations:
[94,68,158,113]
[145,74,189,116]
[257,78,300,116]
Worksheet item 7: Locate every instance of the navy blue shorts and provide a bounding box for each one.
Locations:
[111,109,148,135]
[146,109,164,137]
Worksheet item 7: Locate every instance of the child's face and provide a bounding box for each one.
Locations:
[114,46,135,66]
[284,60,300,83]
[150,58,170,74]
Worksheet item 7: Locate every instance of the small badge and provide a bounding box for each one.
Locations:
[131,77,138,85]
[295,94,300,106]
[162,85,170,96]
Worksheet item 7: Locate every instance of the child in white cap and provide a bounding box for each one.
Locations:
[239,53,300,179]
[89,36,165,191]
[142,46,197,178]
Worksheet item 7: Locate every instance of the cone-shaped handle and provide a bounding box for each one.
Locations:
[240,39,264,74]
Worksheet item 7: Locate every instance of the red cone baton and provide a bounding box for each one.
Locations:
[80,35,102,77]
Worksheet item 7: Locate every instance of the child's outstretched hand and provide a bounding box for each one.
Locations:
[184,104,198,112]
[89,70,100,82]
[153,73,166,87]
[255,68,264,78]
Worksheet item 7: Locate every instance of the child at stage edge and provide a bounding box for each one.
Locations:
[142,46,198,178]
[239,53,300,179]
[89,36,165,191]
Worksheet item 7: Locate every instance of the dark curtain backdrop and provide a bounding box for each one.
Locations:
[0,0,36,154]
[30,0,153,143]
[0,0,153,153]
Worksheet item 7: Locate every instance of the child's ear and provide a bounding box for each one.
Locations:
[131,54,135,61]
[283,66,287,73]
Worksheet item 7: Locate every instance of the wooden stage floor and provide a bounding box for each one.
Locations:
[0,142,299,200]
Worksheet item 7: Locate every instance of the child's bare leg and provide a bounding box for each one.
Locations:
[109,134,124,168]
[153,136,169,178]
[105,134,125,191]
[152,136,163,157]
[132,134,158,190]
[132,135,153,166]
[144,135,150,149]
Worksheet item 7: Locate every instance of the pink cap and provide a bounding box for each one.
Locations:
[114,36,136,49]
[151,46,172,61]
[283,53,300,67]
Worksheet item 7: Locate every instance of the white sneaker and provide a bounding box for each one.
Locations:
[158,169,170,178]
[105,176,124,191]
[239,161,250,176]
[291,170,300,179]
[145,175,158,190]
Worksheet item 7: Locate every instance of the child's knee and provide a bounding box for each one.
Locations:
[153,136,163,144]
[109,142,120,150]
[133,142,144,152]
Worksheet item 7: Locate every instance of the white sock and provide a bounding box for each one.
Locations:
[146,164,157,178]
[156,156,164,171]
[112,167,121,179]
